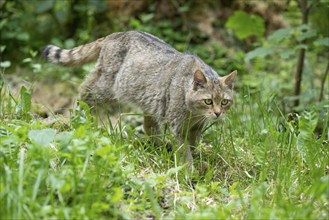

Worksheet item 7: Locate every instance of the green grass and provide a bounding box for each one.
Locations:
[0,78,328,219]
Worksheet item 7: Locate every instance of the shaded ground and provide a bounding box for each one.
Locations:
[3,73,77,117]
[2,72,144,131]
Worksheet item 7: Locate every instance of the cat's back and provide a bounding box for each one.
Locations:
[123,31,179,55]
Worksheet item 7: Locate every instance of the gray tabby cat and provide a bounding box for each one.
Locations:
[42,31,237,162]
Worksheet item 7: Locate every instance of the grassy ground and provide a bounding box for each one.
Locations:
[0,75,328,219]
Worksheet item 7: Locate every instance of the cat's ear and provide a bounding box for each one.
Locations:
[193,70,207,90]
[222,70,237,89]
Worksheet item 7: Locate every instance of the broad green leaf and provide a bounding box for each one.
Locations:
[0,45,6,53]
[22,58,32,63]
[32,64,42,73]
[64,39,76,48]
[179,5,190,13]
[296,24,310,32]
[140,13,154,23]
[36,0,55,13]
[16,32,30,41]
[129,18,141,29]
[245,47,274,62]
[0,61,11,68]
[268,28,292,42]
[226,11,265,40]
[314,37,329,47]
[16,86,31,119]
[294,44,308,51]
[296,29,317,42]
[55,131,73,146]
[28,128,57,147]
[0,19,7,29]
[280,50,295,59]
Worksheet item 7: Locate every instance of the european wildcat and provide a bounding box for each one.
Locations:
[42,31,237,162]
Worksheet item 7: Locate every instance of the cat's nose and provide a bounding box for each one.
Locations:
[214,112,220,118]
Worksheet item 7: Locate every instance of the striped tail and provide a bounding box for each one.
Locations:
[42,37,105,66]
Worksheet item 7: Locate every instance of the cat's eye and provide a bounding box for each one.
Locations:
[204,99,213,105]
[221,99,229,106]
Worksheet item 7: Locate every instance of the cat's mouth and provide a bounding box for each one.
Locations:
[207,112,225,121]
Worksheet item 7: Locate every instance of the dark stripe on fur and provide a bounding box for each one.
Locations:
[55,48,62,60]
[42,45,51,59]
[137,31,173,49]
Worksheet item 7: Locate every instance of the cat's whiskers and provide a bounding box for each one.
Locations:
[189,114,208,128]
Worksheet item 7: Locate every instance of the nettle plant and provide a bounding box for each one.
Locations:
[245,23,328,109]
[245,24,327,62]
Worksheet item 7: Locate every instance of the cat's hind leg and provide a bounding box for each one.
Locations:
[79,64,119,124]
[79,65,103,107]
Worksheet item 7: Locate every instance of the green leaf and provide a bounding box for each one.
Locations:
[96,145,115,158]
[22,58,32,63]
[71,101,93,128]
[297,110,319,166]
[294,44,308,51]
[16,86,31,119]
[296,24,310,32]
[0,45,6,53]
[280,50,295,59]
[179,5,190,13]
[55,131,73,146]
[64,39,76,48]
[140,13,154,23]
[129,18,141,29]
[28,128,57,147]
[314,37,329,47]
[144,182,161,219]
[16,32,30,41]
[0,61,11,68]
[296,29,317,42]
[268,28,292,42]
[0,19,7,29]
[36,0,55,13]
[110,187,123,203]
[166,165,185,177]
[245,47,274,62]
[226,11,265,40]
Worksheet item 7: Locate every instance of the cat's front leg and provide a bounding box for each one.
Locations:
[144,115,166,147]
[177,126,201,164]
[182,144,193,163]
[186,126,202,163]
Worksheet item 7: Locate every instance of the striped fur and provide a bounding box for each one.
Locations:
[41,31,237,163]
[42,37,105,66]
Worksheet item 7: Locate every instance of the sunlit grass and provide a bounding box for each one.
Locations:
[0,78,328,219]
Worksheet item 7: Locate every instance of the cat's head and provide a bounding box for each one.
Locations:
[186,69,237,120]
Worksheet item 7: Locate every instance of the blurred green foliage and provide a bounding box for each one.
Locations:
[225,10,265,40]
[0,0,327,114]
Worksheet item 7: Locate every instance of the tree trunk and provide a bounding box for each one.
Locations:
[319,60,329,102]
[293,0,309,108]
